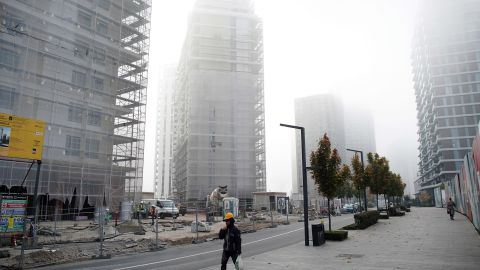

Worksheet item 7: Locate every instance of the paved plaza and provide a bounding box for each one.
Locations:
[204,207,480,270]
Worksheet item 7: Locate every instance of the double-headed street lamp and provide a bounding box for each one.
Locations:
[280,123,309,246]
[346,148,367,212]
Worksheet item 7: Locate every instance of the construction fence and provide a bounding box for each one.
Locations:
[445,133,480,232]
[0,199,297,269]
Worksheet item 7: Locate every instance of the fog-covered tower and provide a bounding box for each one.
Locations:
[154,66,176,199]
[413,0,480,192]
[173,0,265,204]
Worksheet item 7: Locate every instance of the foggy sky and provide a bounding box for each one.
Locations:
[143,0,420,196]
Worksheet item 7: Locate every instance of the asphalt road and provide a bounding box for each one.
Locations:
[44,214,355,270]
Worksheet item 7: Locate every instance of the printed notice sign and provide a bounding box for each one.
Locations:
[0,113,45,160]
[0,195,27,233]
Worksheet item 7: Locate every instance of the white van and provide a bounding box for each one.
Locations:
[143,199,179,219]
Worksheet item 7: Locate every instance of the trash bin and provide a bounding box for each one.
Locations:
[312,223,325,246]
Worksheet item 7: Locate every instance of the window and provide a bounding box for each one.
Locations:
[0,86,15,109]
[72,71,86,87]
[94,47,106,64]
[96,19,108,35]
[65,135,81,156]
[96,0,110,10]
[87,110,101,126]
[92,76,104,90]
[85,138,100,159]
[74,42,89,59]
[68,105,83,123]
[77,11,92,28]
[465,105,473,114]
[0,48,18,67]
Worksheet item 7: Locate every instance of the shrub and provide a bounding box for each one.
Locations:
[388,207,405,216]
[342,223,358,230]
[325,230,348,241]
[354,210,379,229]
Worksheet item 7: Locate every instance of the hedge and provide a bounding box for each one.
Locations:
[354,210,379,229]
[325,230,348,241]
[342,223,358,230]
[388,207,405,216]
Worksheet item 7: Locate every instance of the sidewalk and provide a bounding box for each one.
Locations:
[209,207,480,270]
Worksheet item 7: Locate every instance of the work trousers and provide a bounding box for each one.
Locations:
[221,250,238,270]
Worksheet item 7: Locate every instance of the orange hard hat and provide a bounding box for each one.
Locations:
[224,212,234,221]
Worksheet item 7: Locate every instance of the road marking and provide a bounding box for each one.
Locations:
[113,227,304,270]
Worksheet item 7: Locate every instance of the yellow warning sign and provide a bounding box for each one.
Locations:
[0,113,45,160]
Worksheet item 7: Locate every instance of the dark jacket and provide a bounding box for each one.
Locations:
[447,201,456,210]
[219,221,242,254]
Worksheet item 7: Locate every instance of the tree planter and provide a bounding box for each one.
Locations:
[325,230,348,241]
[341,223,358,230]
[354,210,379,229]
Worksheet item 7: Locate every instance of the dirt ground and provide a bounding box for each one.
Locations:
[0,212,293,269]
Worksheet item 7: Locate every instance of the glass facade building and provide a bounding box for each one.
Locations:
[413,0,480,191]
[0,0,151,212]
[173,0,266,204]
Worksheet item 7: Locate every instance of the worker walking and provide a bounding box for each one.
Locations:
[149,206,156,225]
[219,212,242,270]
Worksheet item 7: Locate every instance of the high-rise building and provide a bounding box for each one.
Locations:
[154,66,176,199]
[413,0,480,194]
[292,94,346,203]
[291,94,376,206]
[344,105,376,156]
[0,0,151,211]
[173,0,266,205]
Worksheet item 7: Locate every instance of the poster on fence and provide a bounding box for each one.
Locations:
[0,195,27,233]
[0,113,45,161]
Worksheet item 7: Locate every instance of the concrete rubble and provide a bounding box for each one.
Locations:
[0,211,290,269]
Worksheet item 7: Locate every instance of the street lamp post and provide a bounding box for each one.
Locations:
[280,123,309,246]
[346,148,367,212]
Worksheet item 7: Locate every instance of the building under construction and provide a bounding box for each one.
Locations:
[173,0,266,205]
[0,0,151,215]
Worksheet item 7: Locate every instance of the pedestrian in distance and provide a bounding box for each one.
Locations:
[149,206,156,225]
[219,212,242,270]
[447,197,456,220]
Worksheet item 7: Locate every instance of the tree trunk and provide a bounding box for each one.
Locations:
[364,188,368,213]
[328,198,332,232]
[358,190,362,210]
[376,194,379,210]
[384,194,388,208]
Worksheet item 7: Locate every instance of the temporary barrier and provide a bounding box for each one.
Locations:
[445,135,480,231]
